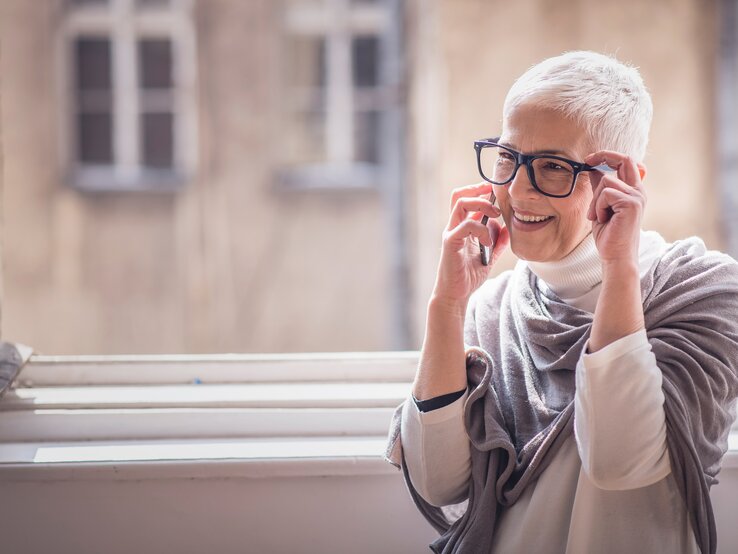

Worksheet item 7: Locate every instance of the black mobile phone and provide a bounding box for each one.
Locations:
[479,190,496,266]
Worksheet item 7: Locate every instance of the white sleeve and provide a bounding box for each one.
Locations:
[574,328,671,490]
[400,390,471,506]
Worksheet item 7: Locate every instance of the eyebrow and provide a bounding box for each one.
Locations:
[497,139,571,157]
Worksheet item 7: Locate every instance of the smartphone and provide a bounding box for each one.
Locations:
[479,190,497,266]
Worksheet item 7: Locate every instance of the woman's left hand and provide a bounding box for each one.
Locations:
[584,150,647,266]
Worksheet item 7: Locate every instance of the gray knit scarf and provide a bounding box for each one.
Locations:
[384,237,738,554]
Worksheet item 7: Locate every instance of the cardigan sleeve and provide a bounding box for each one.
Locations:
[575,328,671,490]
[400,389,472,506]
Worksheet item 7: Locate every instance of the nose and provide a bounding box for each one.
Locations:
[506,163,539,199]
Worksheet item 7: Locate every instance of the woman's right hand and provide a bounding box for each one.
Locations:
[432,182,510,307]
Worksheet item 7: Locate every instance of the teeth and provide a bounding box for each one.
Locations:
[514,211,552,223]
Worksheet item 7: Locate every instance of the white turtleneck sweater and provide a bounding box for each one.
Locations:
[400,230,700,553]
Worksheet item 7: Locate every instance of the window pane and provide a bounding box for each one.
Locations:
[352,35,380,88]
[75,37,114,165]
[284,0,326,10]
[76,37,111,91]
[78,112,113,164]
[139,39,173,90]
[141,112,174,168]
[354,110,380,164]
[136,0,170,7]
[68,0,109,7]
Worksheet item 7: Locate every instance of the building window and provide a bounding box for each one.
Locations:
[62,0,197,192]
[278,0,403,190]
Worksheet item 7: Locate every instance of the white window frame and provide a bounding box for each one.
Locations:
[277,0,402,191]
[718,0,738,256]
[718,0,738,436]
[59,0,198,192]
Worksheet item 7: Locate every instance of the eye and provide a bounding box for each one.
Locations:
[543,161,567,171]
[496,151,516,166]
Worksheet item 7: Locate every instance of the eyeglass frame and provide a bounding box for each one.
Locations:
[473,137,613,198]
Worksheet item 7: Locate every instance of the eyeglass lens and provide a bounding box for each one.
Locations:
[479,145,576,197]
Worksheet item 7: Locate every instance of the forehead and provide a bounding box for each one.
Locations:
[500,104,590,158]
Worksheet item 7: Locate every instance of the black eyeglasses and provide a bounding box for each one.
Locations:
[474,137,614,198]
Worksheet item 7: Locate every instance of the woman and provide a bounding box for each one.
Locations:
[385,51,738,554]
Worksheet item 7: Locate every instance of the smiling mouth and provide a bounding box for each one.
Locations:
[513,211,554,223]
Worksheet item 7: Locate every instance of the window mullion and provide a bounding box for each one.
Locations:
[112,0,140,180]
[326,0,353,166]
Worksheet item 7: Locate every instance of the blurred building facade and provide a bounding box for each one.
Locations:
[0,0,730,354]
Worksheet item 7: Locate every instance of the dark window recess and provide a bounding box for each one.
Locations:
[68,0,109,7]
[75,37,113,164]
[354,110,380,164]
[76,37,111,90]
[352,35,379,88]
[141,112,174,168]
[315,38,327,89]
[78,112,113,164]
[136,0,170,8]
[139,38,173,89]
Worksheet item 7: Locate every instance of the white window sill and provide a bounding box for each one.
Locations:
[1,432,735,482]
[0,352,415,481]
[0,437,394,481]
[2,382,409,410]
[16,350,419,386]
[1,352,736,482]
[275,163,381,192]
[69,167,189,193]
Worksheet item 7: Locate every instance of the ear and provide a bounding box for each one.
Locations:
[637,163,647,181]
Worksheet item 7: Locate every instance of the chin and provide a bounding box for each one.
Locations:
[517,252,553,263]
[510,240,551,263]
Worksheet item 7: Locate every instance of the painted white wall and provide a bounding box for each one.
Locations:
[0,470,436,554]
[0,464,736,553]
[712,465,738,554]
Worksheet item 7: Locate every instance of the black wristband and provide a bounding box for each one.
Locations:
[413,387,467,413]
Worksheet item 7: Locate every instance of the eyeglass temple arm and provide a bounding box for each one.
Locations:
[583,163,616,172]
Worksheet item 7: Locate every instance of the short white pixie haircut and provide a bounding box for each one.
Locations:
[502,51,653,162]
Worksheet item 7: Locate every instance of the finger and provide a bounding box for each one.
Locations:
[588,173,644,221]
[449,182,493,212]
[584,151,642,191]
[448,197,500,229]
[594,187,639,223]
[444,218,494,250]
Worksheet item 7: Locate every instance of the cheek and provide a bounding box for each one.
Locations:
[495,187,512,214]
[576,190,594,221]
[552,190,592,230]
